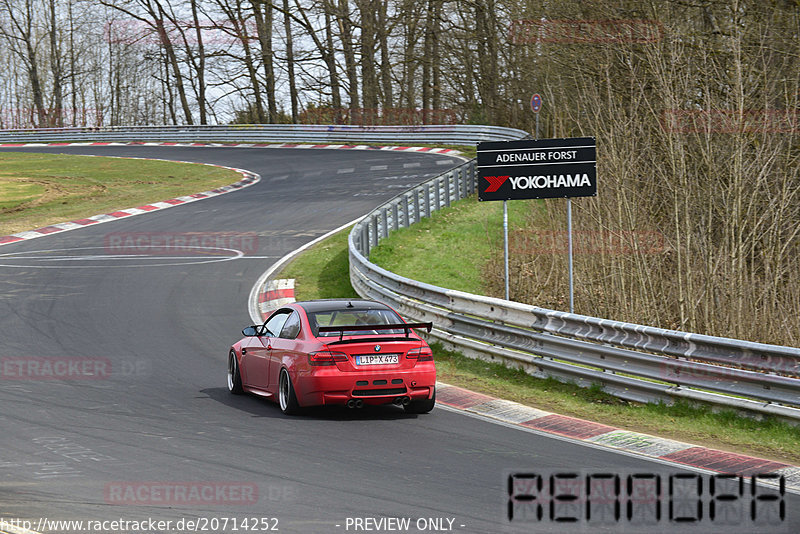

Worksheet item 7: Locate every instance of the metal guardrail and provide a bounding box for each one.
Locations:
[348,161,800,421]
[0,124,529,145]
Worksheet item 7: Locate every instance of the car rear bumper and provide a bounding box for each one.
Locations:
[295,367,435,407]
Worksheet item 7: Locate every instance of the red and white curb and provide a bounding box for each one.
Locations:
[258,278,296,320]
[247,217,364,325]
[0,141,461,155]
[0,156,260,247]
[435,383,800,492]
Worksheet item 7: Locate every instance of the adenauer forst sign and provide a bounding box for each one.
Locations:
[477,137,597,201]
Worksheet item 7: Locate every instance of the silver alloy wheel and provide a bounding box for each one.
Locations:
[227,351,242,394]
[227,354,235,391]
[279,369,289,411]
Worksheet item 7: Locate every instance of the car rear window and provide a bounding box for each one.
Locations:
[310,308,405,336]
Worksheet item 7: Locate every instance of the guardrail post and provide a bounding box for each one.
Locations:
[392,202,399,232]
[413,189,421,224]
[424,184,431,217]
[435,177,442,211]
[402,194,410,227]
[380,208,388,239]
[469,161,476,193]
[370,215,378,248]
[444,173,451,208]
[361,224,369,256]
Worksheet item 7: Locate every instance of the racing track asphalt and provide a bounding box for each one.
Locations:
[0,145,797,534]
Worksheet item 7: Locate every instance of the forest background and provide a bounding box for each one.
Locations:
[2,0,798,345]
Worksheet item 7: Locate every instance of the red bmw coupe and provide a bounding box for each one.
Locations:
[227,299,436,415]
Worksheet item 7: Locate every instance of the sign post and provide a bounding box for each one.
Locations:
[567,198,574,312]
[477,137,597,311]
[503,201,509,300]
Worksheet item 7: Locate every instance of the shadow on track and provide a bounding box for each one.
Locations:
[201,387,427,421]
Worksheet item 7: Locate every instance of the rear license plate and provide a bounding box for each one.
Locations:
[355,354,400,366]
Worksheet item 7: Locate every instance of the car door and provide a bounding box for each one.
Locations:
[242,310,291,392]
[267,310,302,390]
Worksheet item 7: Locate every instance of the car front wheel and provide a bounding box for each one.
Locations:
[227,351,243,394]
[278,368,300,415]
[404,387,435,414]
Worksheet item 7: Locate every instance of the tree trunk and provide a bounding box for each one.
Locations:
[399,0,419,111]
[152,4,193,124]
[190,0,207,124]
[252,0,277,122]
[323,1,342,111]
[421,0,433,122]
[283,0,298,122]
[337,0,360,112]
[377,0,393,110]
[358,0,378,119]
[48,0,63,126]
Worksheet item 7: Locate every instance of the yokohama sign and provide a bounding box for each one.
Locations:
[478,137,597,201]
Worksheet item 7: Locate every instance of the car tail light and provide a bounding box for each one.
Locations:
[406,347,434,362]
[308,351,349,366]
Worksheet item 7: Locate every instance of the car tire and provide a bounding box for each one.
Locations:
[404,387,436,414]
[227,351,243,394]
[278,368,300,415]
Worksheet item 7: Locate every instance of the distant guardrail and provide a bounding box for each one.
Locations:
[347,161,800,422]
[0,124,529,145]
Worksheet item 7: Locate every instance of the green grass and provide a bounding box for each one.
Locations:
[275,219,800,465]
[0,152,243,235]
[0,180,46,211]
[368,195,540,294]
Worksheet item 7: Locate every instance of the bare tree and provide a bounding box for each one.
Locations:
[0,0,48,127]
[282,0,298,122]
[337,0,359,110]
[252,0,277,121]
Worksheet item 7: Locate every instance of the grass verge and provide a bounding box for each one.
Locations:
[0,152,244,235]
[369,195,540,294]
[275,221,800,465]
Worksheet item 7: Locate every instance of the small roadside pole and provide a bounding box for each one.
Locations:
[530,93,542,139]
[477,137,597,312]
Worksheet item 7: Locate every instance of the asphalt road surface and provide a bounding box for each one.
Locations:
[0,146,796,534]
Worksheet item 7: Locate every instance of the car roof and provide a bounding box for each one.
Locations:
[294,299,391,313]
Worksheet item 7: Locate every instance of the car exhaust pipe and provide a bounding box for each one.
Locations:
[393,397,404,406]
[346,400,356,408]
[401,396,410,406]
[354,399,364,409]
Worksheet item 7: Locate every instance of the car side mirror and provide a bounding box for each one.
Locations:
[242,326,259,337]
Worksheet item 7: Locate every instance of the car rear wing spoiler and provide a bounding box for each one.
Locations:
[318,322,433,342]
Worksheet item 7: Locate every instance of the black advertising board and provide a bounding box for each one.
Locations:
[477,137,596,201]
